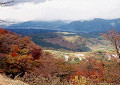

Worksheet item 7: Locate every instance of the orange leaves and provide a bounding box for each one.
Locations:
[20,36,31,45]
[70,58,104,84]
[10,45,20,57]
[10,45,20,53]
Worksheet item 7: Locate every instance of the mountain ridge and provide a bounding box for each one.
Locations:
[58,18,120,32]
[6,18,120,32]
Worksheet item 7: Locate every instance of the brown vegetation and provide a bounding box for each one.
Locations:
[0,28,120,84]
[101,28,120,58]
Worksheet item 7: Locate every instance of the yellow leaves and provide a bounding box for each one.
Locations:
[18,54,33,61]
[17,55,27,61]
[20,48,29,55]
[75,75,78,80]
[71,75,87,85]
[78,76,87,85]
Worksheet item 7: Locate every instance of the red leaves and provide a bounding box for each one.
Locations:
[0,28,12,35]
[32,48,42,60]
[11,51,18,57]
[10,45,20,57]
[0,28,5,35]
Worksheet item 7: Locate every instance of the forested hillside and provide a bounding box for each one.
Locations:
[7,29,111,52]
[0,28,120,85]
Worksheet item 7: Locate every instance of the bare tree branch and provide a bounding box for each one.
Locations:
[100,28,120,59]
[0,1,14,26]
[0,0,14,7]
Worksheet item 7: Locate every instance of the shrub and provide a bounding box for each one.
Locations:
[3,55,33,78]
[74,57,80,63]
[103,58,120,84]
[32,48,42,60]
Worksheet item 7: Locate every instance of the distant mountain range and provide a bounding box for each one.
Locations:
[6,18,120,32]
[58,18,120,32]
[6,20,67,29]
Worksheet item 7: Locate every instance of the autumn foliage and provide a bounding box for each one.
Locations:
[0,28,120,84]
[32,48,42,60]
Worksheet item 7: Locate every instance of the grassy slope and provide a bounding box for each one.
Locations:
[60,32,113,52]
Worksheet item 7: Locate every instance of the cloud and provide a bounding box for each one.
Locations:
[0,0,120,22]
[0,0,48,4]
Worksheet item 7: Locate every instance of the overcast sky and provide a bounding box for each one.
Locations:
[0,0,120,22]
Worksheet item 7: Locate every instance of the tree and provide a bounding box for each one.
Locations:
[101,28,120,59]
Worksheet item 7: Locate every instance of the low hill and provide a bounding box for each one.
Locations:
[41,32,111,52]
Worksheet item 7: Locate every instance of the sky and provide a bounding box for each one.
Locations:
[0,0,120,22]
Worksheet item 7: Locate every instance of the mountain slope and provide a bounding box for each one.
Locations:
[6,20,67,29]
[6,18,120,32]
[5,28,111,52]
[58,18,120,32]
